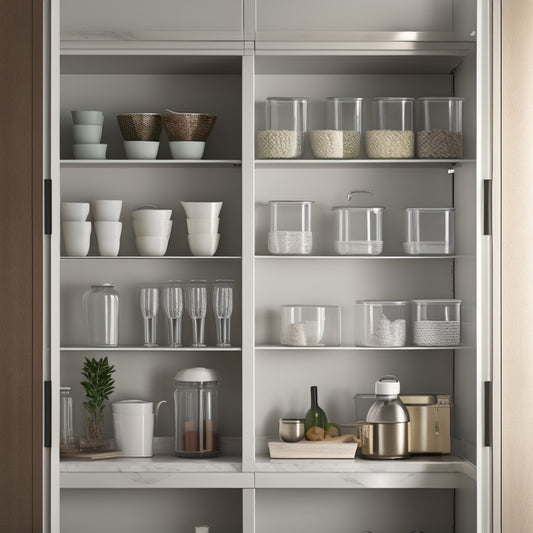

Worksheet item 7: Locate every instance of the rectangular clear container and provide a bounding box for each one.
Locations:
[256,97,309,159]
[416,97,463,158]
[366,97,414,159]
[332,206,384,255]
[355,300,408,347]
[281,305,341,346]
[268,200,314,254]
[403,207,455,255]
[411,299,461,346]
[325,97,363,158]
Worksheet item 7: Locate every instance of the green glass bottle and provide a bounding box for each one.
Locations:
[304,385,328,432]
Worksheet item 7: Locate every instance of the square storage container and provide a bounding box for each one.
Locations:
[355,300,408,347]
[366,97,415,159]
[281,305,341,346]
[403,207,455,255]
[411,299,461,346]
[256,97,309,159]
[325,97,363,158]
[416,97,463,158]
[268,200,314,254]
[332,206,384,255]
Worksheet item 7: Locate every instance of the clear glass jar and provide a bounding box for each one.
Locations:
[326,97,363,158]
[403,207,455,255]
[416,97,463,158]
[366,97,415,159]
[332,206,384,255]
[280,305,341,346]
[256,97,308,159]
[173,367,220,458]
[82,283,119,346]
[355,300,408,347]
[411,299,461,346]
[60,386,76,449]
[268,200,314,254]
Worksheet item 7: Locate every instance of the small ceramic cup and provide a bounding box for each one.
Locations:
[61,202,90,221]
[124,140,159,160]
[73,143,107,159]
[94,221,122,256]
[187,233,220,256]
[72,124,103,144]
[169,141,205,160]
[71,110,104,125]
[62,221,92,256]
[279,418,305,442]
[92,200,123,221]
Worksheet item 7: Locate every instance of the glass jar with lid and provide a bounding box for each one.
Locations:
[82,283,119,346]
[326,97,363,158]
[268,200,314,255]
[355,300,408,347]
[256,97,308,159]
[366,97,415,159]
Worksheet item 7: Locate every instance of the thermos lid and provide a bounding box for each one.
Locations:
[174,367,218,383]
[375,375,400,396]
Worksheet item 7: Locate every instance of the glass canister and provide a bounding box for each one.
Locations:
[60,386,76,449]
[403,207,455,255]
[280,305,341,346]
[355,300,408,347]
[82,283,119,346]
[411,299,462,346]
[326,97,363,158]
[268,200,314,254]
[416,97,463,158]
[332,206,384,255]
[174,367,220,458]
[256,97,308,159]
[366,97,415,159]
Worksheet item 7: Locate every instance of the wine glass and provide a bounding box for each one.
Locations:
[162,281,184,348]
[188,280,207,347]
[213,280,233,347]
[140,286,159,347]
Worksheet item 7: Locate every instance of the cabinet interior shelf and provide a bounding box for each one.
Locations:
[255,159,474,168]
[255,255,461,260]
[256,345,468,351]
[60,256,241,260]
[61,346,241,352]
[60,159,242,167]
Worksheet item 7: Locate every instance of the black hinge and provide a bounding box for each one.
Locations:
[44,380,51,448]
[483,179,492,236]
[484,380,493,447]
[44,179,52,235]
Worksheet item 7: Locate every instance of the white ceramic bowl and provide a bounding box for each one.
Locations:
[62,221,92,256]
[124,140,160,160]
[73,143,107,159]
[61,202,90,221]
[186,217,220,234]
[71,110,104,125]
[181,201,223,219]
[92,200,123,221]
[133,219,173,238]
[169,141,205,160]
[131,208,172,221]
[187,233,220,256]
[72,124,103,144]
[135,235,170,256]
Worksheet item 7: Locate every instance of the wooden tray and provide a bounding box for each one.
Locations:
[60,449,123,461]
[268,441,358,459]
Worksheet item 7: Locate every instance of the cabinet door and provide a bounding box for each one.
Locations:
[61,0,243,41]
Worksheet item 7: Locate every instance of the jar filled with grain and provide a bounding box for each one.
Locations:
[416,97,464,159]
[326,97,363,158]
[256,97,308,159]
[268,200,314,254]
[366,97,415,159]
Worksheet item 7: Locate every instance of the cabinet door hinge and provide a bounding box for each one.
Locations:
[483,179,492,236]
[44,380,51,448]
[44,179,52,235]
[484,380,493,447]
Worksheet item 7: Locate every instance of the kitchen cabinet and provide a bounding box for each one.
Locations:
[47,0,494,532]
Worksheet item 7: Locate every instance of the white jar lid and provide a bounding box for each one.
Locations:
[174,367,218,383]
[375,375,400,396]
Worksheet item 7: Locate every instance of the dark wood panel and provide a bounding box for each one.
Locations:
[0,0,42,531]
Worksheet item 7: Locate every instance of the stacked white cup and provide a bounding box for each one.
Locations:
[61,202,91,256]
[93,200,123,256]
[72,110,107,159]
[132,207,173,256]
[181,201,223,256]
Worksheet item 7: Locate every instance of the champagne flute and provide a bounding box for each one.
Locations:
[162,281,184,347]
[140,286,159,347]
[188,280,207,347]
[213,279,233,347]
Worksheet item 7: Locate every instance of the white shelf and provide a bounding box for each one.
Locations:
[255,255,460,260]
[61,346,241,352]
[255,345,468,351]
[61,256,241,260]
[60,159,242,167]
[255,159,474,168]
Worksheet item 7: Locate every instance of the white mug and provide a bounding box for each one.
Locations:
[62,221,91,256]
[92,200,123,221]
[113,413,154,457]
[61,202,90,221]
[94,221,122,256]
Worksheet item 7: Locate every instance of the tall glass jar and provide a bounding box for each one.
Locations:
[268,200,314,254]
[60,386,76,449]
[82,283,119,346]
[326,97,363,158]
[366,97,415,159]
[256,97,308,159]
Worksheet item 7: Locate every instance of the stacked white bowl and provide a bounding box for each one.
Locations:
[93,200,123,256]
[61,202,91,256]
[181,201,223,256]
[71,110,107,159]
[132,207,173,256]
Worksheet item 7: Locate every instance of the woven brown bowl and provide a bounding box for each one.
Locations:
[117,113,162,141]
[162,111,217,142]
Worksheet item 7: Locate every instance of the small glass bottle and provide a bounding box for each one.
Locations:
[60,386,76,449]
[82,283,119,346]
[304,385,328,432]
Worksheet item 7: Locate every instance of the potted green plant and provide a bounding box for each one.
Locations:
[79,356,116,451]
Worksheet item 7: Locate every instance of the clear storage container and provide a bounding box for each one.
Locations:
[82,283,119,346]
[332,206,384,255]
[257,97,308,159]
[403,207,455,255]
[366,97,415,159]
[281,305,341,346]
[324,97,363,158]
[411,299,461,346]
[268,200,314,254]
[60,386,76,449]
[416,97,463,158]
[355,300,408,347]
